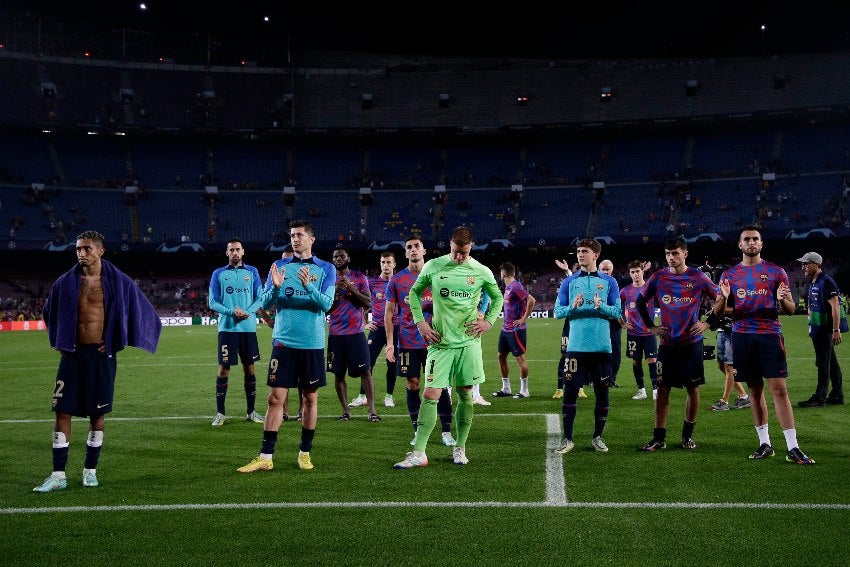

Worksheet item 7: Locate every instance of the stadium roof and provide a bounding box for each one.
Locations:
[5,1,850,60]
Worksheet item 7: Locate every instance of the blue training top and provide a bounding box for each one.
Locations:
[208,263,264,333]
[554,270,620,353]
[260,255,336,350]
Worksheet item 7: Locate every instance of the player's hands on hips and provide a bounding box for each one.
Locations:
[417,321,441,344]
[466,318,492,338]
[689,320,710,336]
[650,324,670,338]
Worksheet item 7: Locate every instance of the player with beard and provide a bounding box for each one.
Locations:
[329,246,381,422]
[385,237,456,447]
[714,225,815,464]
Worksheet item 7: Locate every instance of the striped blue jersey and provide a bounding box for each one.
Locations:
[208,263,263,332]
[639,266,719,345]
[260,255,336,349]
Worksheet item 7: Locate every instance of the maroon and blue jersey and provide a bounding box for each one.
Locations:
[502,280,530,330]
[387,268,432,349]
[719,261,787,334]
[329,269,369,336]
[621,283,654,336]
[640,266,718,346]
[368,275,397,326]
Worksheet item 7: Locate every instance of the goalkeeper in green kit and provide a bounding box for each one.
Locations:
[393,226,504,468]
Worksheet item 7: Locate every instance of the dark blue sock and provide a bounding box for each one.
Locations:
[437,388,453,433]
[562,383,579,440]
[406,388,421,431]
[299,427,316,452]
[386,362,397,395]
[84,444,102,469]
[53,445,69,473]
[215,375,227,414]
[260,430,278,455]
[593,385,610,437]
[633,363,645,389]
[244,373,256,414]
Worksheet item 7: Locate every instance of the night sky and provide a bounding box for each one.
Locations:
[6,1,850,59]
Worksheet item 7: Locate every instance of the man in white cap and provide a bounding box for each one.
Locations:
[796,251,844,407]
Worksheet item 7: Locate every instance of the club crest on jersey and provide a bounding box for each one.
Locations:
[760,274,768,281]
[597,283,604,291]
[467,276,476,286]
[376,292,384,300]
[310,274,318,282]
[243,275,250,281]
[685,282,693,290]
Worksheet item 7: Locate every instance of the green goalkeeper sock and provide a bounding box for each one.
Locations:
[414,398,438,452]
[454,389,474,447]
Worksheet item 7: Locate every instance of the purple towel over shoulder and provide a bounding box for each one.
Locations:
[43,259,162,355]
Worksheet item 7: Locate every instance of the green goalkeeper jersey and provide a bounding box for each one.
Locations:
[409,254,503,349]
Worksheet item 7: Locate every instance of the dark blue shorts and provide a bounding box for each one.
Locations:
[268,343,326,390]
[657,341,706,388]
[557,335,569,377]
[53,344,117,417]
[327,333,371,377]
[217,331,260,367]
[396,348,428,378]
[498,328,527,357]
[367,325,398,367]
[731,332,787,383]
[626,334,658,361]
[563,351,613,388]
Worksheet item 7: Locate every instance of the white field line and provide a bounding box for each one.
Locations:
[3,413,849,515]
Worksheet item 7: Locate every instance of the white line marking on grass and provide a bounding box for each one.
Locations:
[4,412,849,515]
[0,412,548,424]
[545,413,567,505]
[4,501,850,515]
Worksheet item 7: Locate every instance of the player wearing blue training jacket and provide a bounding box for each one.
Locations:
[238,221,336,473]
[208,238,265,427]
[553,238,621,455]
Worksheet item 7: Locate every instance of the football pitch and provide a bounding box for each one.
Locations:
[1,316,848,566]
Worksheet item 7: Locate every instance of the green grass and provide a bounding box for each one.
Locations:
[1,316,849,566]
